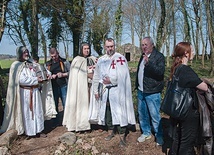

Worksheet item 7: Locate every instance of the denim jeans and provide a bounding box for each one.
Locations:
[137,90,163,140]
[52,85,67,112]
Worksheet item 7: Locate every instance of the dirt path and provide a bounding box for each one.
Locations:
[9,114,171,155]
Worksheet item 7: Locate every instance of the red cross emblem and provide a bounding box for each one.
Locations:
[89,65,95,70]
[117,57,125,65]
[111,60,116,69]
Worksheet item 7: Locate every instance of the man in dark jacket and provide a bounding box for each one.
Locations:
[135,36,165,146]
[45,48,70,126]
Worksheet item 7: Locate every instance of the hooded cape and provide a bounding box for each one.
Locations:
[63,56,97,131]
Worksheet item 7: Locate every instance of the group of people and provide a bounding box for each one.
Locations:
[0,36,211,154]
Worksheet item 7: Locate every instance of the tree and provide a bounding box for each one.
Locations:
[156,0,166,51]
[5,0,39,58]
[0,0,10,42]
[46,11,63,49]
[90,7,110,55]
[31,0,38,59]
[86,0,114,56]
[115,0,123,49]
[192,0,200,60]
[122,0,137,59]
[180,0,191,42]
[62,0,85,58]
[205,0,214,76]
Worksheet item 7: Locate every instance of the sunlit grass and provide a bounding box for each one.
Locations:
[0,59,15,69]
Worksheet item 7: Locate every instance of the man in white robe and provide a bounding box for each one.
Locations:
[0,46,57,137]
[63,42,97,132]
[89,38,136,146]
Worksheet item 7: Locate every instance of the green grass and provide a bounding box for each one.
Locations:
[0,59,15,69]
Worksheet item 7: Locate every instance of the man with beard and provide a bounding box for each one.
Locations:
[89,38,136,146]
[0,46,56,138]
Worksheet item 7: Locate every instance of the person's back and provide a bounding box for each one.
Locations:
[168,42,208,155]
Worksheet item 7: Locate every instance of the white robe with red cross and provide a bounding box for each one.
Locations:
[89,52,136,127]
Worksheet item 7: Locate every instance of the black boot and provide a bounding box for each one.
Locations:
[119,135,126,147]
[119,126,129,147]
[105,126,117,141]
[105,129,115,141]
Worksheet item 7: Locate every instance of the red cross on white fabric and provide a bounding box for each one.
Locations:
[117,57,125,65]
[111,60,116,69]
[88,65,95,70]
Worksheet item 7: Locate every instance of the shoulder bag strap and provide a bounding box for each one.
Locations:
[174,64,183,78]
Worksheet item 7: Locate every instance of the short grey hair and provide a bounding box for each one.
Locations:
[143,36,155,46]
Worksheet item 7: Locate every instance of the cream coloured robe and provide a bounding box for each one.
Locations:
[63,55,97,131]
[89,53,136,127]
[0,61,57,135]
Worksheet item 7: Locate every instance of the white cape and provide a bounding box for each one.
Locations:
[63,56,97,131]
[89,53,136,127]
[0,61,57,135]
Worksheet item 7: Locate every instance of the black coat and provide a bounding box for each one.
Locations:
[135,49,165,93]
[196,81,214,155]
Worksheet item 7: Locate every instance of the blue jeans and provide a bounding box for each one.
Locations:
[137,90,163,140]
[52,85,67,112]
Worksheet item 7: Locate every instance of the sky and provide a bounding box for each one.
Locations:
[0,32,140,57]
[0,35,17,56]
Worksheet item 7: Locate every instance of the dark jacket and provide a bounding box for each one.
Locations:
[196,81,214,155]
[46,56,70,74]
[45,56,70,85]
[135,49,165,93]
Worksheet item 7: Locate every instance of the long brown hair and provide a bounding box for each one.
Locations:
[79,42,91,57]
[170,42,192,79]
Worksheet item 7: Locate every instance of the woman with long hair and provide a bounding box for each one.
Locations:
[168,42,208,155]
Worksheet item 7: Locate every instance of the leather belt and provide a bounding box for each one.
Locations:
[20,85,39,120]
[106,85,118,105]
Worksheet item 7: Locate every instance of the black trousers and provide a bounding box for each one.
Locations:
[105,104,126,134]
[169,108,200,155]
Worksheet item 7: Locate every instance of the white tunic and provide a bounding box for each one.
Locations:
[0,61,56,136]
[19,66,44,136]
[89,53,136,127]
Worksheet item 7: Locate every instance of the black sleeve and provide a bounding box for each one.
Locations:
[178,65,202,88]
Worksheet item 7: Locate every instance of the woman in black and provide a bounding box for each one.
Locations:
[168,42,208,155]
